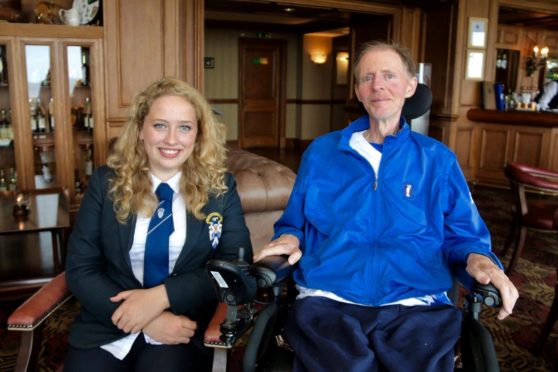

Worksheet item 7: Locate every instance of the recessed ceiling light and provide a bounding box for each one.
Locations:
[283,7,295,12]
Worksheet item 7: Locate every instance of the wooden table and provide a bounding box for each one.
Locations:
[0,189,70,273]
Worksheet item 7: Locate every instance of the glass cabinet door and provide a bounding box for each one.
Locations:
[66,45,94,198]
[25,44,56,190]
[0,42,16,192]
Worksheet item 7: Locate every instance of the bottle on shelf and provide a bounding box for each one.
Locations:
[0,46,6,86]
[81,49,89,87]
[0,169,7,191]
[5,109,13,140]
[29,98,38,134]
[48,97,55,132]
[36,98,47,133]
[74,106,84,131]
[7,167,16,191]
[496,51,502,69]
[39,146,53,185]
[74,169,83,195]
[501,53,508,70]
[42,69,51,87]
[0,109,7,140]
[41,162,53,184]
[84,97,92,133]
[84,145,93,177]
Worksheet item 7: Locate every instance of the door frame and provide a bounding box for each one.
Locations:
[238,37,286,149]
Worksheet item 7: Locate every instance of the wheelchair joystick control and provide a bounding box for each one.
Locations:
[472,282,502,308]
[206,247,257,348]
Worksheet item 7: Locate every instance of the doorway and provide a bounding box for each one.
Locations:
[238,38,286,148]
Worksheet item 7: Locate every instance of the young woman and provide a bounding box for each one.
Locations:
[64,77,251,371]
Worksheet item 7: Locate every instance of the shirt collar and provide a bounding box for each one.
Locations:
[150,172,181,194]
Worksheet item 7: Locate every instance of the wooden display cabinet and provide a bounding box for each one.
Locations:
[0,23,105,211]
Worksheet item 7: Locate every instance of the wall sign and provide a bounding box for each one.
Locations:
[468,17,488,48]
[204,57,215,69]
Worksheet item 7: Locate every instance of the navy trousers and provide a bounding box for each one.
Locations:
[64,333,212,372]
[285,296,462,372]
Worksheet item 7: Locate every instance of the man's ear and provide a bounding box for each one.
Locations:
[405,77,418,98]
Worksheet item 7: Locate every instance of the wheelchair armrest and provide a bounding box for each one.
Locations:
[453,264,502,323]
[7,272,72,331]
[250,255,295,289]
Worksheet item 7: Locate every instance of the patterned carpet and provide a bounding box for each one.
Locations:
[0,185,557,371]
[472,185,558,371]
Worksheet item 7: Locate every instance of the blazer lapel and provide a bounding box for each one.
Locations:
[174,212,206,268]
[119,215,136,270]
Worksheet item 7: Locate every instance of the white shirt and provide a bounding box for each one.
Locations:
[538,80,558,110]
[101,172,187,360]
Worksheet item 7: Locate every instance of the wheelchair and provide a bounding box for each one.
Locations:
[204,252,502,372]
[202,83,501,372]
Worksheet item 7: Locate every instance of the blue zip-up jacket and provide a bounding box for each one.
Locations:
[274,116,502,306]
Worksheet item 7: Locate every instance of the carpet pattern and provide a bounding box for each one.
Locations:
[473,185,558,371]
[1,185,558,371]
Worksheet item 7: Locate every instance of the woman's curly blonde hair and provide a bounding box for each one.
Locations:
[107,77,228,223]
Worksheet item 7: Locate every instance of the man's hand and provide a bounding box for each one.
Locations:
[110,285,170,333]
[143,311,197,344]
[466,253,519,320]
[253,234,302,265]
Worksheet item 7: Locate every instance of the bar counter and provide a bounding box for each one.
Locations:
[467,109,558,127]
[465,108,558,186]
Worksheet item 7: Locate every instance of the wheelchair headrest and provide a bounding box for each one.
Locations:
[402,83,432,120]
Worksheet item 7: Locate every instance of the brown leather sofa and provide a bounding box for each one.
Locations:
[7,148,296,371]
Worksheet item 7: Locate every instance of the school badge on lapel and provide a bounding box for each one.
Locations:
[206,212,223,249]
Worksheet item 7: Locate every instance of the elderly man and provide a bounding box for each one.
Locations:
[254,41,518,371]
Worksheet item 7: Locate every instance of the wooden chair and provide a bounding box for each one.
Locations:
[503,162,558,275]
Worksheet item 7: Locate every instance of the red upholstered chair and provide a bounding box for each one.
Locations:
[503,162,558,275]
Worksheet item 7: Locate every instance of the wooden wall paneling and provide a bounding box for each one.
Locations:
[459,0,491,108]
[447,113,477,179]
[542,29,558,51]
[104,0,185,120]
[426,116,451,145]
[183,0,204,90]
[477,124,511,185]
[87,37,107,165]
[550,129,558,171]
[421,2,457,114]
[104,0,163,119]
[484,0,499,85]
[454,126,475,169]
[511,126,550,168]
[107,120,126,145]
[497,25,521,47]
[400,6,422,63]
[51,39,73,191]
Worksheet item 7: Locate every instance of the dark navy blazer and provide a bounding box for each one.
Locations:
[65,165,252,348]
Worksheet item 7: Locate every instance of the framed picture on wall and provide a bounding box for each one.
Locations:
[465,49,485,80]
[468,17,488,48]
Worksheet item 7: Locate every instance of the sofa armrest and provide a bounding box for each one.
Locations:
[7,272,72,331]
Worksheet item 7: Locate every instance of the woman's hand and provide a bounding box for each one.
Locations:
[466,253,519,320]
[110,285,170,333]
[143,311,197,344]
[253,234,302,265]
